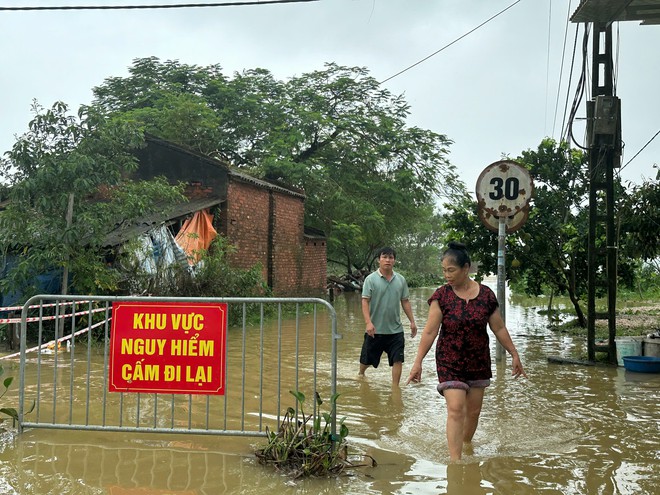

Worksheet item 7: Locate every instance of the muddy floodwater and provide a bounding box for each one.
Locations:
[1,286,659,494]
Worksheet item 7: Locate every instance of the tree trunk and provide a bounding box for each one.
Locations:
[566,257,586,327]
[567,287,587,328]
[326,275,357,292]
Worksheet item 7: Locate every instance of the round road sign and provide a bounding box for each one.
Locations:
[476,160,534,218]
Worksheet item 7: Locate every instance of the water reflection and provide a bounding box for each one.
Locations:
[1,287,659,494]
[443,462,490,495]
[354,379,404,439]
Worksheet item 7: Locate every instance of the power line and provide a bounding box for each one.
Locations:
[552,0,573,139]
[559,23,579,143]
[565,23,590,151]
[0,0,317,11]
[379,0,524,84]
[544,0,552,136]
[620,129,660,172]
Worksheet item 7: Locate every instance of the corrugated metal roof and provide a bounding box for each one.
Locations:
[227,169,306,199]
[144,134,306,200]
[571,0,660,24]
[102,196,223,247]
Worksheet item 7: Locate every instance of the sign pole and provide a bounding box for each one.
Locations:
[476,160,533,363]
[496,216,506,362]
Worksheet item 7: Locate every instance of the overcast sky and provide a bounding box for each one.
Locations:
[1,0,658,194]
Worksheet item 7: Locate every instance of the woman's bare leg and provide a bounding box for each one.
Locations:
[463,387,485,443]
[443,389,467,461]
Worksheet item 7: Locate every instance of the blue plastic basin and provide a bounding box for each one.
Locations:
[622,356,660,373]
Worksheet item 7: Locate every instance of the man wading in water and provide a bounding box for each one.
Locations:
[359,247,417,385]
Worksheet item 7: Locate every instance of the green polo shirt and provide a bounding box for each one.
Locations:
[361,269,410,335]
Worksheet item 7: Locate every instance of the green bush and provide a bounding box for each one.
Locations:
[116,235,271,326]
[396,269,442,288]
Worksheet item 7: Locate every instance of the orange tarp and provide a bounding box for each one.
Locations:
[174,209,217,264]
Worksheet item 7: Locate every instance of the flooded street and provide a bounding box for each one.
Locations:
[1,286,659,494]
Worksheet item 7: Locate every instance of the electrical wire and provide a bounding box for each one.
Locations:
[565,23,590,151]
[0,0,318,11]
[559,24,579,143]
[379,0,524,84]
[620,129,660,172]
[544,0,552,136]
[552,0,573,139]
[614,22,620,95]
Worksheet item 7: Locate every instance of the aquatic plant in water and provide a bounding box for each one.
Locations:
[0,365,19,430]
[255,390,376,479]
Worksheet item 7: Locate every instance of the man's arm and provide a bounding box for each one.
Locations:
[401,299,417,337]
[362,297,376,337]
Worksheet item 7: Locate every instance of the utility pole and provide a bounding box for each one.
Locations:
[586,23,620,364]
[570,0,660,363]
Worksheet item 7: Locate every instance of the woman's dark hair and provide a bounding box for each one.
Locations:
[442,241,471,268]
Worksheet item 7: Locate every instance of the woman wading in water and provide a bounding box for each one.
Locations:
[407,241,526,461]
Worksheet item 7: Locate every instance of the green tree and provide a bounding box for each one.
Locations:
[393,203,446,286]
[442,140,591,326]
[0,101,186,297]
[619,166,659,261]
[92,58,464,274]
[442,138,645,327]
[510,139,591,326]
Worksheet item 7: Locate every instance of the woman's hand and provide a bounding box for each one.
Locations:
[511,355,527,378]
[406,362,423,385]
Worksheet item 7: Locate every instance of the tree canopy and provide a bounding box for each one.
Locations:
[0,101,185,297]
[92,57,464,273]
[10,57,656,310]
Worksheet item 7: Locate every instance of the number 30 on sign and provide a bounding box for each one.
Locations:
[476,160,534,218]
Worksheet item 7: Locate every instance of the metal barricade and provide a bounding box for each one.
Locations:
[17,295,339,439]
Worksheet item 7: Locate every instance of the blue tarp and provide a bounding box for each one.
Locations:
[0,254,62,314]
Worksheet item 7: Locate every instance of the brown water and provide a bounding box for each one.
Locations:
[1,288,659,494]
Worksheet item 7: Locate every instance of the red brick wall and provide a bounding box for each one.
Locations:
[302,237,327,296]
[271,193,304,295]
[222,177,327,296]
[222,180,269,281]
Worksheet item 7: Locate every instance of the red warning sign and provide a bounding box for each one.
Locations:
[109,302,227,395]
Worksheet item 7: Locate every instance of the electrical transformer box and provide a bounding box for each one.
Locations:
[594,95,619,136]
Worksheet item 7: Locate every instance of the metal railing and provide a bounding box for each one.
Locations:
[17,295,339,439]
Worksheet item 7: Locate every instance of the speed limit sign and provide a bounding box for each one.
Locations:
[476,160,533,218]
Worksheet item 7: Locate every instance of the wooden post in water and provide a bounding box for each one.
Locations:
[61,193,74,296]
[57,193,74,341]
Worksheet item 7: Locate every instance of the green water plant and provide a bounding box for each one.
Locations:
[255,390,376,479]
[0,365,19,429]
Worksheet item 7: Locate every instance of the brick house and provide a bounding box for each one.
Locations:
[109,134,327,297]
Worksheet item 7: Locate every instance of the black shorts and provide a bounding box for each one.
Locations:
[360,332,405,368]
